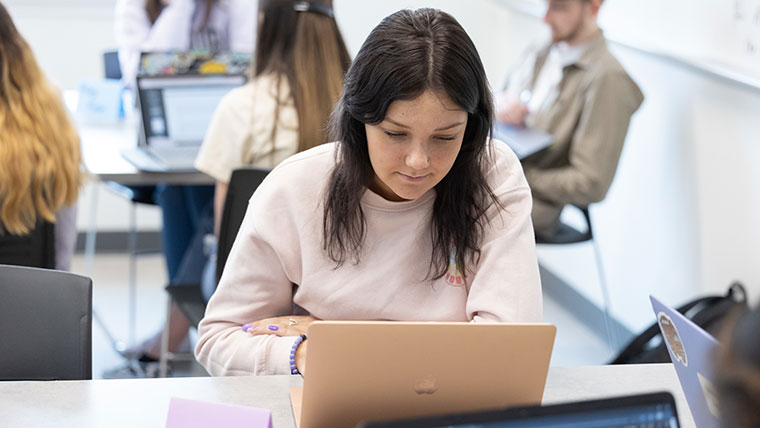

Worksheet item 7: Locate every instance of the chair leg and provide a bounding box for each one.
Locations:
[159,297,172,377]
[86,184,126,354]
[128,201,138,347]
[591,237,621,353]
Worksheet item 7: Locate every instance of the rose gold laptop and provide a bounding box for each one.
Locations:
[289,321,556,428]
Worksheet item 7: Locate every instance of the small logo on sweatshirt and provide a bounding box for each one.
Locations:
[445,250,465,286]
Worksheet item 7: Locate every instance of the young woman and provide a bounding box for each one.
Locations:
[115,0,257,88]
[117,0,350,373]
[0,3,83,271]
[195,0,350,238]
[195,8,542,377]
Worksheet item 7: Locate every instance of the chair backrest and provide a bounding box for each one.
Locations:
[103,50,122,80]
[0,265,92,380]
[215,168,270,285]
[0,220,55,269]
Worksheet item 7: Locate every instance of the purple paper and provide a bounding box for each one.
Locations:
[165,397,273,428]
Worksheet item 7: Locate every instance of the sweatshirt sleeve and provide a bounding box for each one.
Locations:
[114,0,152,88]
[466,144,543,323]
[195,194,300,376]
[523,70,644,206]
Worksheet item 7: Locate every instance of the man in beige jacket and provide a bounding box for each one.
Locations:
[496,0,644,239]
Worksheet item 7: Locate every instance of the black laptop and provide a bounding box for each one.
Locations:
[356,392,680,428]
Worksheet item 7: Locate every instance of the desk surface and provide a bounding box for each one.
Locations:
[67,91,213,186]
[0,364,695,428]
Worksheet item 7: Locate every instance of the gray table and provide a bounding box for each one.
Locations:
[0,364,694,428]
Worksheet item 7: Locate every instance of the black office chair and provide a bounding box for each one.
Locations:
[160,167,270,375]
[535,205,619,351]
[0,264,92,381]
[103,50,122,80]
[0,220,55,269]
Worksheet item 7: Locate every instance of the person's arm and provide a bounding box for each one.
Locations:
[195,196,302,376]
[524,71,644,206]
[465,146,542,323]
[114,0,152,87]
[140,0,194,51]
[213,180,228,237]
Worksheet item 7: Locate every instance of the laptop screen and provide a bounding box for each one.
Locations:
[358,393,679,428]
[137,75,245,147]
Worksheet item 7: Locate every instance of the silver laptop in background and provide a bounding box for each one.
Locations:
[122,74,246,172]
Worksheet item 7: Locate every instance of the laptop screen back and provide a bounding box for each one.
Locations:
[358,392,680,428]
[137,75,245,148]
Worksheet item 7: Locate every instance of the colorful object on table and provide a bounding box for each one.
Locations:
[290,334,308,375]
[242,322,253,332]
[268,325,279,331]
[199,60,228,74]
[165,397,272,428]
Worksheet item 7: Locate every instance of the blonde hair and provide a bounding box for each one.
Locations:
[0,3,83,235]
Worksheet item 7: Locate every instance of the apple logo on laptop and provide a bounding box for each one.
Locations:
[414,376,438,394]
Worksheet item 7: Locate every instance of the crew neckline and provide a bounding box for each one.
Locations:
[361,186,436,212]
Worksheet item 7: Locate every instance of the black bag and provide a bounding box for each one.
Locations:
[609,282,748,364]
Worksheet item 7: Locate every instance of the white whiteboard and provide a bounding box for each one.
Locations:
[495,0,760,89]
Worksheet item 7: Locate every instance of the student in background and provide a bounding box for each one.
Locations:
[195,8,542,377]
[114,0,349,376]
[716,303,760,427]
[108,0,257,377]
[195,0,350,241]
[0,3,83,272]
[115,0,257,88]
[495,0,643,239]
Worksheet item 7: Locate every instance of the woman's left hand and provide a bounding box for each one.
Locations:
[243,315,317,337]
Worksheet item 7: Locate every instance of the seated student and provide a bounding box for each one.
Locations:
[109,0,257,376]
[118,0,350,373]
[495,0,644,239]
[0,3,83,272]
[195,8,542,376]
[195,0,350,240]
[716,303,760,428]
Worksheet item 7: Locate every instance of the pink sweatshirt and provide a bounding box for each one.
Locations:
[195,142,542,376]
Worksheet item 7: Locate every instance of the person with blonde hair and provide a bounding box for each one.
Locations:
[0,2,83,271]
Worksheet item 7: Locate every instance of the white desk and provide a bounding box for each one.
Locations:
[0,364,695,428]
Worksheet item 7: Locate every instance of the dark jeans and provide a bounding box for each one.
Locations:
[155,184,214,284]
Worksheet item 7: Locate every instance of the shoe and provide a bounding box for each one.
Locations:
[102,359,169,379]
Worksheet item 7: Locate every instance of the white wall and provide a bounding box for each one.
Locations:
[5,1,759,330]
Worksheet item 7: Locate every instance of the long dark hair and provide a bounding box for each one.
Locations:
[323,8,496,279]
[255,0,351,153]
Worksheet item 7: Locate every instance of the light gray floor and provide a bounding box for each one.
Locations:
[71,253,614,380]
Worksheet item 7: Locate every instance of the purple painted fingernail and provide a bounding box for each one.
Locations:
[242,322,252,332]
[268,325,279,331]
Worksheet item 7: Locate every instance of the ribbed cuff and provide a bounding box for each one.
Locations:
[268,336,301,375]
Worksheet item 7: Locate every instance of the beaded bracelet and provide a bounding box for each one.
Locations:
[290,334,308,375]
